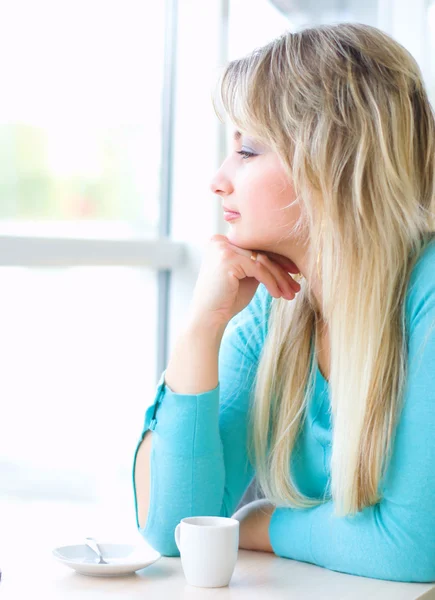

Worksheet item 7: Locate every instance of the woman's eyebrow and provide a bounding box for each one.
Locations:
[232,129,262,148]
[233,130,242,142]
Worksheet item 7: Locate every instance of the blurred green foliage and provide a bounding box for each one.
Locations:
[0,123,150,222]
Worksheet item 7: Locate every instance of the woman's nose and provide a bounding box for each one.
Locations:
[209,170,233,196]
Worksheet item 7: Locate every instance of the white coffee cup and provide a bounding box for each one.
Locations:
[174,516,239,588]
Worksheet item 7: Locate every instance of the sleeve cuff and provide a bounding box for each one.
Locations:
[139,369,168,434]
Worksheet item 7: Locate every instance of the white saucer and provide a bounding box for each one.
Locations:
[52,542,161,577]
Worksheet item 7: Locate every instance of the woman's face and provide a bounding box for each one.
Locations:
[209,129,304,256]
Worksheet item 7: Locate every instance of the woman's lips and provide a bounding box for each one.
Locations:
[223,211,240,221]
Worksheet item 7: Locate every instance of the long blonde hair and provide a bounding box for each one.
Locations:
[213,23,435,516]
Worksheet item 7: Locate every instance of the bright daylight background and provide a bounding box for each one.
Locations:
[0,0,434,549]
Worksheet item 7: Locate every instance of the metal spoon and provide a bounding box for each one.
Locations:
[85,537,109,564]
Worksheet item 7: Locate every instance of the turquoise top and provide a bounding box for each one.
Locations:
[132,239,435,582]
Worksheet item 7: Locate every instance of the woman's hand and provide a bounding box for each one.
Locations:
[232,499,276,553]
[188,234,301,328]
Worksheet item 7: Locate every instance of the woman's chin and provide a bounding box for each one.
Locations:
[225,227,239,244]
[226,230,262,252]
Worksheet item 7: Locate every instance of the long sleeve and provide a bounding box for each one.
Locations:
[268,246,435,583]
[132,284,271,556]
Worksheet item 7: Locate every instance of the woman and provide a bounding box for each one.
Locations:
[133,23,435,582]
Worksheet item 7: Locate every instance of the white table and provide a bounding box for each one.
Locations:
[1,498,434,599]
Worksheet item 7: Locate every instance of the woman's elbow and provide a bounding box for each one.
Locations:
[386,543,435,583]
[138,523,180,558]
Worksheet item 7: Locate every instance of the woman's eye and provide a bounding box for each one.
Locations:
[236,149,256,159]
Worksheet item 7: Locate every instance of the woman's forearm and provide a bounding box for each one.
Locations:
[134,317,228,531]
[164,318,228,395]
[232,499,275,553]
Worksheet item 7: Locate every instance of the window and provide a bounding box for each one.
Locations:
[0,0,167,539]
[0,0,226,542]
[0,0,165,235]
[0,266,158,529]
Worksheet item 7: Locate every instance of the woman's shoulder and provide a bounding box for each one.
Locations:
[406,238,435,327]
[410,237,435,278]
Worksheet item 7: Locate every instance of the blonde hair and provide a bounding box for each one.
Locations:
[213,23,435,516]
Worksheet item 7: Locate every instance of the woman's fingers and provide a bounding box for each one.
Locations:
[246,256,298,300]
[262,250,300,274]
[222,238,301,299]
[243,258,283,298]
[255,253,299,298]
[228,246,286,298]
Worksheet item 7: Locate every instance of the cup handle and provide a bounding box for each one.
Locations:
[174,524,181,552]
